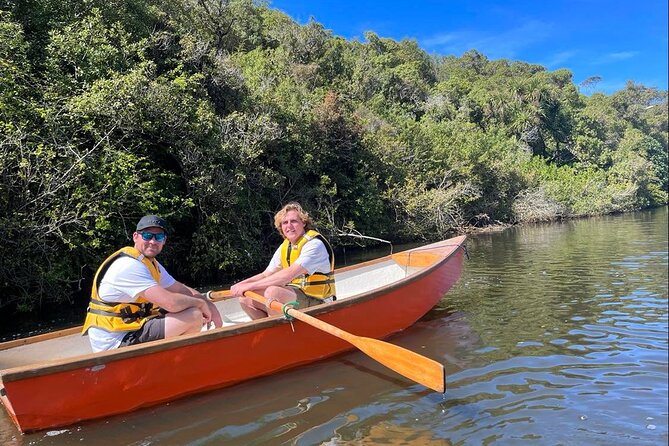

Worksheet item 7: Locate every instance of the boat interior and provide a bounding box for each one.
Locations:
[0,248,443,370]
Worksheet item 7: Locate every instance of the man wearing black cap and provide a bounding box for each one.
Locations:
[82,215,222,352]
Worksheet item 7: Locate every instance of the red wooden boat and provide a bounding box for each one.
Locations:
[0,235,466,433]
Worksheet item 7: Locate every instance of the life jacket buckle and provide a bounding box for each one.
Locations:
[120,306,137,323]
[119,302,154,323]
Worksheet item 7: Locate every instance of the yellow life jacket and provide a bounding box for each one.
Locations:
[280,230,336,300]
[82,247,163,334]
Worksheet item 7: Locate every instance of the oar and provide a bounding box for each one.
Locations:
[243,290,446,393]
[206,289,233,302]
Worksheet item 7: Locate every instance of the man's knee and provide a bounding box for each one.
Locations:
[182,306,204,323]
[264,286,283,299]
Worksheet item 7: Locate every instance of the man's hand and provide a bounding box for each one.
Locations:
[206,300,223,328]
[198,299,212,324]
[230,282,253,297]
[193,292,223,328]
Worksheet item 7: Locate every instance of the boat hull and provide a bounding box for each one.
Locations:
[0,236,466,432]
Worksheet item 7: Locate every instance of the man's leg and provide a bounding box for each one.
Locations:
[263,286,301,317]
[239,286,322,319]
[119,317,165,347]
[120,307,205,347]
[164,306,205,336]
[239,287,271,320]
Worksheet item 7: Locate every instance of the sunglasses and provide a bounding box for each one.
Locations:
[139,231,167,242]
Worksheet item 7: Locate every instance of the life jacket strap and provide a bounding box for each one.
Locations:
[87,302,155,323]
[303,278,336,285]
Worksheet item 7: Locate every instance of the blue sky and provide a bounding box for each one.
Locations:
[269,0,668,95]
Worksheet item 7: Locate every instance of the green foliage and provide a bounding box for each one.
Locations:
[44,8,145,97]
[0,0,667,322]
[515,157,645,219]
[0,11,37,128]
[611,128,668,206]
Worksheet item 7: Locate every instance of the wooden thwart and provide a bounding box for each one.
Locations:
[392,251,442,267]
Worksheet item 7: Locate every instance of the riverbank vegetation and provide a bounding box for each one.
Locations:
[1,0,667,319]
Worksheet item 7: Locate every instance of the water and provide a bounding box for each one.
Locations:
[1,208,667,445]
[435,208,668,445]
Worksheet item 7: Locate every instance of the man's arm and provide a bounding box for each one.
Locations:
[167,281,204,298]
[142,285,213,326]
[166,281,224,328]
[231,270,269,289]
[230,262,307,296]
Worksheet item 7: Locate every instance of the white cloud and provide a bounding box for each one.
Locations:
[594,51,639,64]
[420,20,553,59]
[608,51,638,60]
[421,32,462,47]
[542,50,577,69]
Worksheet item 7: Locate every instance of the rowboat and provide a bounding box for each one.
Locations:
[0,235,466,433]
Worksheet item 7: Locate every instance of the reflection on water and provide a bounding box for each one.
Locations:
[1,208,667,445]
[439,208,668,445]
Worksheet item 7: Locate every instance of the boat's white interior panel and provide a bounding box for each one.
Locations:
[0,333,91,369]
[213,299,250,326]
[335,260,424,298]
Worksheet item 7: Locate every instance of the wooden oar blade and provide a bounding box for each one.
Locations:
[246,291,446,393]
[352,336,446,393]
[283,306,446,393]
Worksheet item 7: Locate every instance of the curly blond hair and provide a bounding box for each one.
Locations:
[273,202,314,238]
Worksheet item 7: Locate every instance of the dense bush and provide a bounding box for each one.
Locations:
[0,1,667,321]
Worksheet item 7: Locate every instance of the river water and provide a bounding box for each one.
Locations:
[1,208,667,445]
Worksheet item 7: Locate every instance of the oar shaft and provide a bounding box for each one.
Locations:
[263,297,355,342]
[207,289,233,301]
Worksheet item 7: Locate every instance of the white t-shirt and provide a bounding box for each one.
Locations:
[87,256,176,352]
[266,236,332,276]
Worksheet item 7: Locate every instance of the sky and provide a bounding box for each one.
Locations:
[269,0,668,95]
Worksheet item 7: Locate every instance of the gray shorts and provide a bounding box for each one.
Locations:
[289,286,333,308]
[119,317,165,347]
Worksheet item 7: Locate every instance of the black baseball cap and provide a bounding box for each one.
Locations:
[136,215,168,233]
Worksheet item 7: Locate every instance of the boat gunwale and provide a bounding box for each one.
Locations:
[0,236,466,383]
